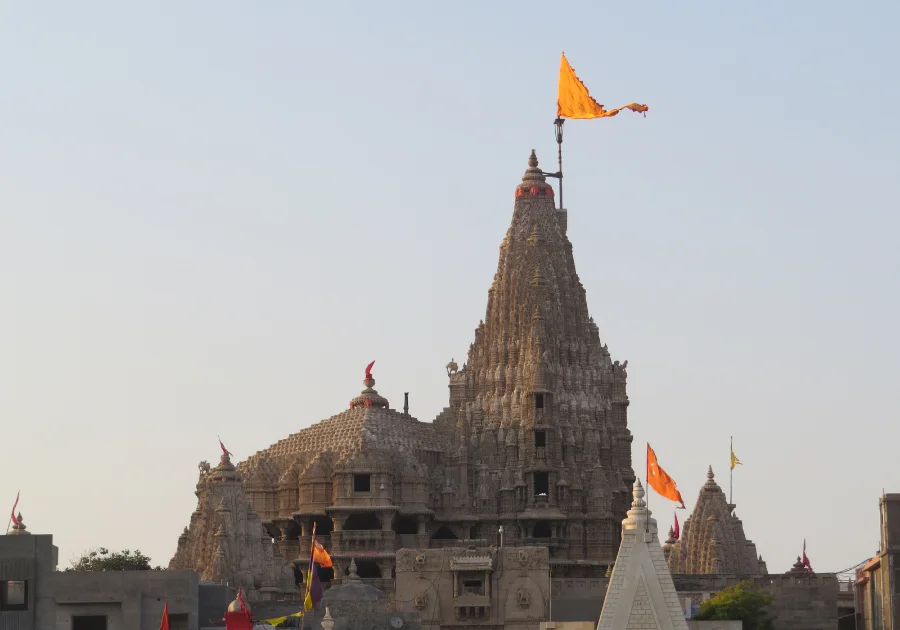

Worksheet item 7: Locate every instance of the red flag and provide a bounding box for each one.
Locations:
[802,539,813,571]
[236,588,248,613]
[9,491,19,527]
[365,360,375,380]
[218,437,232,457]
[673,512,680,541]
[159,601,170,630]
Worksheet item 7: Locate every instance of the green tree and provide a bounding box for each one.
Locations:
[66,548,164,572]
[695,581,775,630]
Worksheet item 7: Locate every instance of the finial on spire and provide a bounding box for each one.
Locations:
[528,149,539,168]
[8,512,28,535]
[631,479,646,508]
[515,150,554,200]
[707,465,714,480]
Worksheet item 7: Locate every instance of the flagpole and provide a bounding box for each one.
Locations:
[543,119,565,210]
[645,443,650,533]
[300,522,317,630]
[729,436,733,505]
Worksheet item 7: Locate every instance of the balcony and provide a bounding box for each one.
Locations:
[332,530,392,554]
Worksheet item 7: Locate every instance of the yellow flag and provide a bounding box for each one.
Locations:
[557,53,649,120]
[730,441,742,470]
[304,591,313,612]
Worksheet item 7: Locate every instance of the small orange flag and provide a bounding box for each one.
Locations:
[557,52,648,120]
[159,601,170,630]
[646,444,685,508]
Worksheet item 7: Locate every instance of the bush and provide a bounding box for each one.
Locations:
[66,548,164,572]
[695,580,775,630]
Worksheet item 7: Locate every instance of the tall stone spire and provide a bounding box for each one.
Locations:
[440,150,635,565]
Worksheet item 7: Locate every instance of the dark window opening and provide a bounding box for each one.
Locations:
[534,472,549,496]
[313,515,334,537]
[353,474,371,492]
[469,525,480,539]
[533,520,552,538]
[0,580,27,611]
[168,613,189,630]
[349,560,382,579]
[293,564,304,588]
[73,616,107,630]
[318,566,334,583]
[535,393,544,409]
[393,516,419,535]
[535,430,547,448]
[344,513,381,530]
[431,526,458,540]
[462,579,485,595]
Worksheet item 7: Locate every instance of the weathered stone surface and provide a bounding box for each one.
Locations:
[665,467,766,576]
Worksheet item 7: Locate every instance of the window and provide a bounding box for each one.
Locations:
[534,430,546,448]
[534,472,549,496]
[0,580,26,611]
[462,578,485,595]
[535,393,544,409]
[73,616,107,630]
[353,474,371,492]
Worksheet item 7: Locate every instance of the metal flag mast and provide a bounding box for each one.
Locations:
[541,118,565,210]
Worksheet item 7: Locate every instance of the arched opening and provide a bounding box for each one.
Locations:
[292,565,304,588]
[348,560,382,579]
[313,515,334,537]
[533,521,552,538]
[343,513,381,530]
[431,526,458,540]
[393,516,419,535]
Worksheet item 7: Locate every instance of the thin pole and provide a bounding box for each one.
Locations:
[554,118,565,210]
[299,522,317,630]
[548,564,552,622]
[645,444,650,533]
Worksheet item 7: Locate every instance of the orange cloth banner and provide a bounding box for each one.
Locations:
[646,444,685,507]
[313,541,333,568]
[557,53,648,119]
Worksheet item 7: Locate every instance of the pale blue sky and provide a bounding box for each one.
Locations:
[1,2,897,574]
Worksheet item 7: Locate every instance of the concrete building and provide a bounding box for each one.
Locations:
[0,516,226,630]
[855,493,900,630]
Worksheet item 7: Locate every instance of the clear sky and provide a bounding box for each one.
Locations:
[1,1,897,575]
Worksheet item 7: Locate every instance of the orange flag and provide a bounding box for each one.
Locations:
[159,601,170,630]
[557,52,648,119]
[646,444,685,508]
[312,540,333,568]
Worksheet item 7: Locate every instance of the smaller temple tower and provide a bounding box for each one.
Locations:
[597,480,688,630]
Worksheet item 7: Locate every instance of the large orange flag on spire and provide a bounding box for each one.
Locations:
[557,53,648,119]
[646,444,685,508]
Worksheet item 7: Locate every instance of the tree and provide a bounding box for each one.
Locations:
[66,548,164,572]
[695,581,775,630]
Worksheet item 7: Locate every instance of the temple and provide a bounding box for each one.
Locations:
[664,466,767,575]
[170,150,635,595]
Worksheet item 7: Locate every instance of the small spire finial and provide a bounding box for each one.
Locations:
[528,149,538,168]
[707,465,714,480]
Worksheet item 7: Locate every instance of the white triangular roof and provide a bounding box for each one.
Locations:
[597,480,688,630]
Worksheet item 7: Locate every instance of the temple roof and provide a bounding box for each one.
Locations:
[665,466,766,575]
[241,369,449,482]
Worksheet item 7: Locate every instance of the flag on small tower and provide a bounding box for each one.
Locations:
[730,438,742,470]
[9,491,19,528]
[673,512,680,541]
[218,437,232,457]
[557,53,649,119]
[646,444,685,508]
[802,540,813,571]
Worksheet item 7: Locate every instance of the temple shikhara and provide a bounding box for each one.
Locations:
[169,150,637,598]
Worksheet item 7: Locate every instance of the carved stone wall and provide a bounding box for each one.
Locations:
[395,546,550,630]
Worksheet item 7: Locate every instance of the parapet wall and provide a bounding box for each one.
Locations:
[549,573,838,630]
